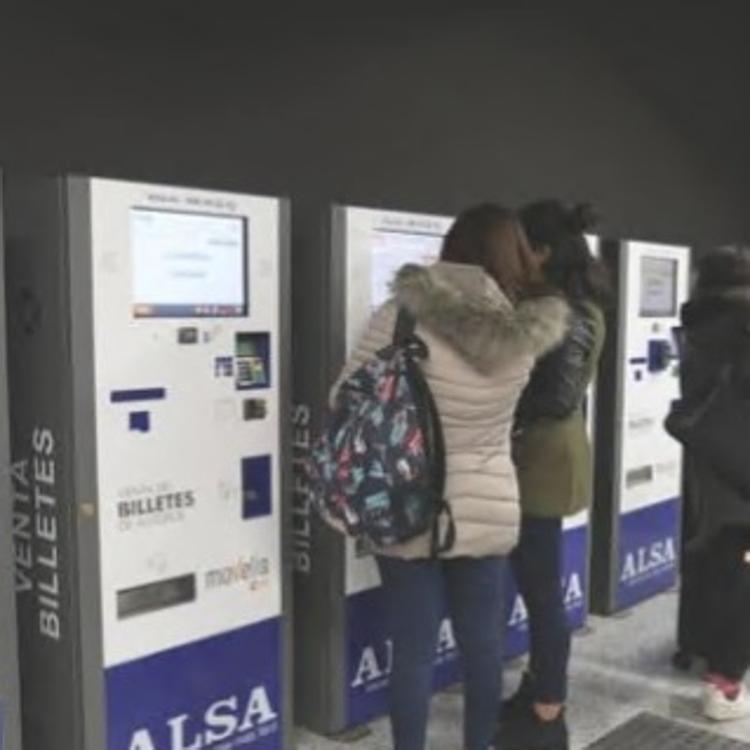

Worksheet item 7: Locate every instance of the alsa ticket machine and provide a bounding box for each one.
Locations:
[293,206,597,734]
[5,175,290,750]
[591,239,690,614]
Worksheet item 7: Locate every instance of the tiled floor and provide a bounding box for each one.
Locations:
[296,590,750,749]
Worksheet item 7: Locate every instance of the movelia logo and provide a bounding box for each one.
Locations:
[508,572,584,629]
[620,537,676,584]
[128,685,278,750]
[205,557,270,592]
[352,618,456,688]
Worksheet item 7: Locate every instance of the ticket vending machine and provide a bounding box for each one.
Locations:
[293,206,455,735]
[591,240,690,615]
[292,206,595,734]
[0,173,22,750]
[5,176,290,750]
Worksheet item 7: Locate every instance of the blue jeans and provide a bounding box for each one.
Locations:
[512,515,570,703]
[377,555,507,750]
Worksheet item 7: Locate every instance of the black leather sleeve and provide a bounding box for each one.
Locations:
[516,304,599,425]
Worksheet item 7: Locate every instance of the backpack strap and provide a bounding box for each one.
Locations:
[394,306,455,556]
[420,370,454,556]
[393,307,430,361]
[393,307,417,345]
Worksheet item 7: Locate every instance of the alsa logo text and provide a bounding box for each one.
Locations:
[128,685,278,750]
[508,572,584,628]
[205,556,270,592]
[620,537,676,583]
[352,618,456,688]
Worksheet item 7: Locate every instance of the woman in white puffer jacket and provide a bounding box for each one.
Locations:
[337,204,569,750]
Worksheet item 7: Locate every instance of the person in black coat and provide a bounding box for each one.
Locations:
[673,246,750,722]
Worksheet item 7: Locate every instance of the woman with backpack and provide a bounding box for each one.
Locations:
[331,204,569,750]
[666,247,750,722]
[496,201,608,750]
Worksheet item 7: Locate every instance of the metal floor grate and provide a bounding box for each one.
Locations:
[587,712,750,749]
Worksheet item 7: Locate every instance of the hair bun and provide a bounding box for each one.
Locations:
[566,203,598,234]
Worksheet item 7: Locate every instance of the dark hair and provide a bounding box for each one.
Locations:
[695,245,750,293]
[440,203,533,301]
[441,203,515,266]
[520,200,610,304]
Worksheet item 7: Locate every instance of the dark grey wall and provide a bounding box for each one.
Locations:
[0,7,747,251]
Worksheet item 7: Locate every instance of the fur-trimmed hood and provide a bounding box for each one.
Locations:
[391,262,570,374]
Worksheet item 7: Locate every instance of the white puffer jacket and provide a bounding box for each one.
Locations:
[338,262,569,559]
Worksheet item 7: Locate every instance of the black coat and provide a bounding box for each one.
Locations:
[515,301,603,425]
[680,287,750,547]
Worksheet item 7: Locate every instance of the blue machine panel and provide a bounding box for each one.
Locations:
[506,524,590,659]
[615,498,679,611]
[106,619,282,750]
[344,524,590,727]
[346,589,460,727]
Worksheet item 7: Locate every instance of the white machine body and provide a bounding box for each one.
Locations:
[88,179,285,750]
[613,241,690,608]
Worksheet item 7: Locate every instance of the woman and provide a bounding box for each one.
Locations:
[670,247,750,722]
[338,204,569,750]
[497,201,608,750]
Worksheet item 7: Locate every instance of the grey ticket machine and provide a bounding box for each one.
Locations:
[0,173,22,750]
[292,206,595,735]
[591,239,690,614]
[5,175,291,750]
[293,205,455,734]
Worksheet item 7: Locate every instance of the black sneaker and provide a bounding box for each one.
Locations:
[494,705,569,750]
[499,672,535,721]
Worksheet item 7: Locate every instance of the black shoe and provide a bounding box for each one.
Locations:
[499,672,535,721]
[495,706,569,750]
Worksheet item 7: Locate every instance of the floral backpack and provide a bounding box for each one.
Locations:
[307,309,454,554]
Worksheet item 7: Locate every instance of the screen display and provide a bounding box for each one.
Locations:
[640,256,678,317]
[370,229,443,309]
[131,208,247,318]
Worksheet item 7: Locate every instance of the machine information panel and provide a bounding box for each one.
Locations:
[614,241,689,610]
[131,208,248,318]
[640,256,678,318]
[344,208,451,354]
[370,228,444,309]
[90,180,285,750]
